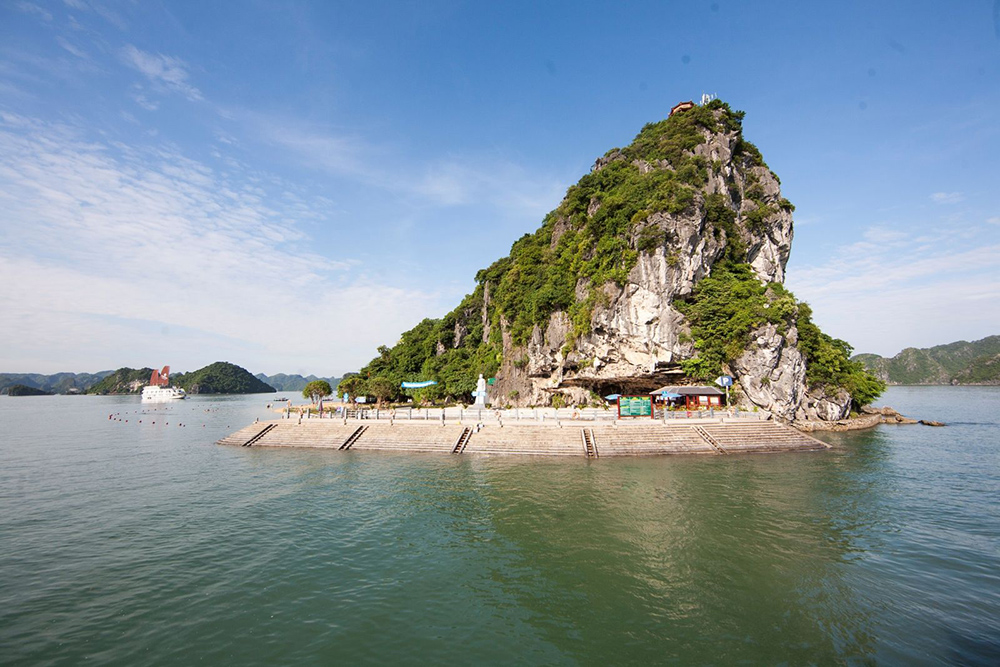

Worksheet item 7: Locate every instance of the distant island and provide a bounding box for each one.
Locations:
[853,335,1000,385]
[4,384,54,396]
[1,364,341,396]
[86,362,276,395]
[255,373,342,392]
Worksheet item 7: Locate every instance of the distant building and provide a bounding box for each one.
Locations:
[651,385,725,409]
[669,101,695,117]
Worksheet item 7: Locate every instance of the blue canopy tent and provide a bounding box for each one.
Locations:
[401,380,437,389]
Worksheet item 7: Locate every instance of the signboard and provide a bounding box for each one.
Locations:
[715,375,733,388]
[617,395,653,419]
[487,377,496,385]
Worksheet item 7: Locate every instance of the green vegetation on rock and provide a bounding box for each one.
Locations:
[674,263,884,410]
[344,100,883,410]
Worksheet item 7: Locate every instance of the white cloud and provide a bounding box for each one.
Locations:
[132,92,159,111]
[120,45,202,101]
[56,37,89,60]
[861,226,907,244]
[249,113,565,215]
[15,2,52,21]
[0,115,447,374]
[930,191,964,204]
[786,232,1000,356]
[987,216,1000,225]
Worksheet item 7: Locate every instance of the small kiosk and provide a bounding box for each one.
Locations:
[651,385,726,410]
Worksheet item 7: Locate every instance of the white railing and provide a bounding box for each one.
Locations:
[294,405,762,423]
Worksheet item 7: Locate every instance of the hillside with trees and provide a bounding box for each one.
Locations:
[854,335,1000,385]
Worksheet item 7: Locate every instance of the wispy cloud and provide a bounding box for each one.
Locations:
[987,216,1000,225]
[249,113,565,216]
[131,91,159,111]
[786,230,1000,355]
[55,36,89,60]
[0,114,447,373]
[15,2,53,22]
[120,45,202,101]
[930,191,964,204]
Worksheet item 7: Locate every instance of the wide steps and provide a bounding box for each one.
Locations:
[250,423,365,449]
[216,420,830,457]
[349,424,467,453]
[464,427,585,457]
[593,425,717,456]
[215,423,272,447]
[699,423,829,453]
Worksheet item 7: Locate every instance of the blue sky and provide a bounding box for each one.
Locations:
[1,0,998,375]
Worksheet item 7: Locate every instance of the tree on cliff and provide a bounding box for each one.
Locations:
[302,380,332,405]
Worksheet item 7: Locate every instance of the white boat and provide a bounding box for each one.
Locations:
[141,385,187,401]
[141,365,187,402]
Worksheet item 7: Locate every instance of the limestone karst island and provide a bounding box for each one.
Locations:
[220,99,891,456]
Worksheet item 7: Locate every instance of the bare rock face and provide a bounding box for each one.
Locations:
[498,122,805,409]
[731,323,850,421]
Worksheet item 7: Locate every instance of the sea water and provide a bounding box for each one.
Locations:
[1,387,998,664]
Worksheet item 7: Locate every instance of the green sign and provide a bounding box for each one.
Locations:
[487,377,496,385]
[619,395,652,418]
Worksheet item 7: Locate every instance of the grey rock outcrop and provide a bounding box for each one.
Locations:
[490,110,845,421]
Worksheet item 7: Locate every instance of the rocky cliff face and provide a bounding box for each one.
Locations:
[350,100,872,421]
[489,108,848,421]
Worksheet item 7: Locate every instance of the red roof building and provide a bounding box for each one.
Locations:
[669,101,695,116]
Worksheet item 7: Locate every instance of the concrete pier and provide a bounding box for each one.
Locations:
[217,418,829,457]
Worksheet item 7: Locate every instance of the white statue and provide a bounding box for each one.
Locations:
[473,374,488,407]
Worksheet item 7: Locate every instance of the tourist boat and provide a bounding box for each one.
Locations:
[141,366,186,402]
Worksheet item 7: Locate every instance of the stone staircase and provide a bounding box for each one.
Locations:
[348,423,468,454]
[698,422,829,453]
[591,425,717,456]
[463,425,586,456]
[239,422,362,449]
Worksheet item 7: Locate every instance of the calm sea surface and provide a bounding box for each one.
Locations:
[1,387,998,665]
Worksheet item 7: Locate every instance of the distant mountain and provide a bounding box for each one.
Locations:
[3,364,332,395]
[85,368,154,395]
[0,370,113,395]
[255,373,341,392]
[5,384,53,396]
[853,335,1000,385]
[172,362,275,394]
[84,362,276,395]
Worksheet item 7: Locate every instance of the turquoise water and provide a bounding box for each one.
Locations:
[1,387,998,664]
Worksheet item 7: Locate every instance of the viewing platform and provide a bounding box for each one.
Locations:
[217,416,830,458]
